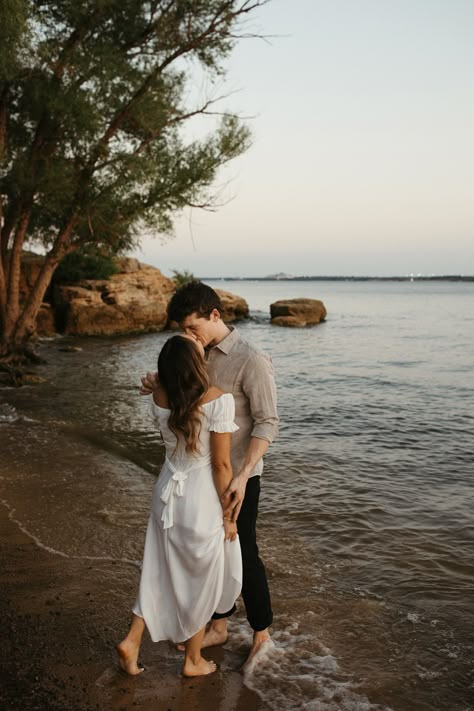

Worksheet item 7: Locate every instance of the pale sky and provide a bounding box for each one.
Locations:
[131,0,474,277]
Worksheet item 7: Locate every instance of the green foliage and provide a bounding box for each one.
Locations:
[172,269,196,288]
[1,1,259,253]
[0,0,30,80]
[53,250,118,283]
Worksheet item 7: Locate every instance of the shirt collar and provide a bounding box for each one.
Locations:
[208,326,240,355]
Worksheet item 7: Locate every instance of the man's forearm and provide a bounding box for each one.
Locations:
[238,437,270,480]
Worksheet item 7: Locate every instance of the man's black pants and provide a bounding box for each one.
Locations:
[212,476,273,631]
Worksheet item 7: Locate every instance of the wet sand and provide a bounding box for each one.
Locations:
[0,509,261,711]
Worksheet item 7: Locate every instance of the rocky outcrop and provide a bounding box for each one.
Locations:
[270,298,327,327]
[215,289,249,322]
[21,254,250,337]
[20,252,49,304]
[36,303,56,337]
[54,261,176,336]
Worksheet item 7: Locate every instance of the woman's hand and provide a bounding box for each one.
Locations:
[223,518,238,542]
[140,371,159,395]
[222,473,248,522]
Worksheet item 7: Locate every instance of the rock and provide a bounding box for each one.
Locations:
[55,262,175,336]
[215,289,249,322]
[36,303,56,337]
[20,252,249,337]
[270,298,327,327]
[167,288,249,329]
[21,374,47,385]
[271,315,307,327]
[112,257,141,273]
[20,252,49,303]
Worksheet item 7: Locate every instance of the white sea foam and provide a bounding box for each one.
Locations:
[417,669,441,680]
[0,402,37,424]
[227,620,392,711]
[0,403,20,423]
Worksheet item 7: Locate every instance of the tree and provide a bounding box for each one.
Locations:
[0,0,266,369]
[172,268,195,287]
[52,248,118,283]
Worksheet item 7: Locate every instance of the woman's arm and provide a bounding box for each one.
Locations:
[210,430,233,499]
[210,431,237,541]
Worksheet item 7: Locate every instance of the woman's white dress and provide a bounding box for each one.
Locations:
[133,393,243,643]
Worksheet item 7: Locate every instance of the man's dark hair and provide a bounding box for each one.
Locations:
[167,280,222,323]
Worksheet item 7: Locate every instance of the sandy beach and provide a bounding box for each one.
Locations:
[0,505,261,711]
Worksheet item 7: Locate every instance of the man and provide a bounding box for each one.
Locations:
[141,281,278,666]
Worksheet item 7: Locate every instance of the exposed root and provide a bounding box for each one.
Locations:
[0,346,46,386]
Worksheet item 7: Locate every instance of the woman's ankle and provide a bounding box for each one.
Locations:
[185,651,201,666]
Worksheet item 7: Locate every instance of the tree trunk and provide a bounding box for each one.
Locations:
[0,215,77,374]
[13,249,71,346]
[1,206,32,340]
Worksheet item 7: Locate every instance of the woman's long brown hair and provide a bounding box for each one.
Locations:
[158,336,209,455]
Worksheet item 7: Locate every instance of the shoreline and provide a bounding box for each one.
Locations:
[0,506,263,711]
[0,489,261,711]
[2,294,474,711]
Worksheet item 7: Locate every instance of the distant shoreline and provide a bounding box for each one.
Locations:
[201,275,474,282]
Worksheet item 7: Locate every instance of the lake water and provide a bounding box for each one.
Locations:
[1,279,473,710]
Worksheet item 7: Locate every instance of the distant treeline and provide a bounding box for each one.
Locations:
[202,276,474,282]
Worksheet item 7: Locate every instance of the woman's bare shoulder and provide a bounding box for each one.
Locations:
[201,385,226,404]
[152,384,168,408]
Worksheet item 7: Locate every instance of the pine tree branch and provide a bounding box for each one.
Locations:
[89,2,267,169]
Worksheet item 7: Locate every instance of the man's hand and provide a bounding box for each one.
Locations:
[140,371,159,395]
[222,474,248,522]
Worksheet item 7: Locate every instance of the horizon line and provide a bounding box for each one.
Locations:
[196,275,474,281]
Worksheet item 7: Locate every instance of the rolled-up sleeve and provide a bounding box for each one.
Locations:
[242,352,279,443]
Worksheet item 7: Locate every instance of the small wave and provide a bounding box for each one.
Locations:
[0,403,20,424]
[417,668,441,680]
[96,506,145,529]
[0,402,38,425]
[0,498,141,569]
[227,621,392,711]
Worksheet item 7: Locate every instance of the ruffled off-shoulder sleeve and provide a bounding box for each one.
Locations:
[208,393,239,433]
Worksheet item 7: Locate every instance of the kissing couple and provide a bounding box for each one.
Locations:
[117,280,278,676]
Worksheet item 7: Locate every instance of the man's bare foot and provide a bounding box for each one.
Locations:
[182,657,217,677]
[202,626,228,649]
[176,626,228,652]
[242,635,274,673]
[116,640,145,676]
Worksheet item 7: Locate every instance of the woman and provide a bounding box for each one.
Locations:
[117,335,242,677]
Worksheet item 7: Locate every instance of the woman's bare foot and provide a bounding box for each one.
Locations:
[116,639,145,676]
[182,657,217,677]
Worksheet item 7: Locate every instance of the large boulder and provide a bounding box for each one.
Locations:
[55,259,175,336]
[215,288,249,322]
[20,252,49,303]
[36,303,56,337]
[270,298,327,327]
[168,287,249,329]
